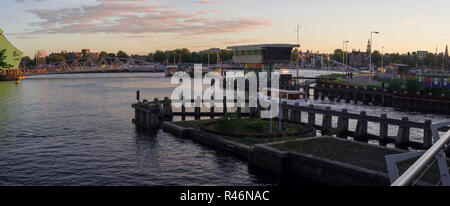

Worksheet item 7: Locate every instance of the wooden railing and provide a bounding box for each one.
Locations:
[133,94,448,150]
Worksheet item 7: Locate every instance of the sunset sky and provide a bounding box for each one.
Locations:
[2,0,450,57]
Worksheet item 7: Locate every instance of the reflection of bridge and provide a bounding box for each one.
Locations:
[23,57,166,76]
[282,53,360,72]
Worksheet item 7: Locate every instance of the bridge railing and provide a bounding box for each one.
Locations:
[388,122,450,186]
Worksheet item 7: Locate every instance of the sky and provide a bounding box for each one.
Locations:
[1,0,450,57]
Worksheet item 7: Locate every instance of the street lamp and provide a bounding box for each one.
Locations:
[343,41,349,73]
[369,31,379,74]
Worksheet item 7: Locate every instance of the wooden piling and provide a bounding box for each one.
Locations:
[379,114,388,146]
[423,119,432,149]
[308,105,315,127]
[337,109,349,138]
[321,107,332,135]
[354,111,368,142]
[395,117,410,149]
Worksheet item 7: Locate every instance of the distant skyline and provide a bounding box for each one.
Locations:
[2,0,450,57]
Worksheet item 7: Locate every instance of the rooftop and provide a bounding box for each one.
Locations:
[227,44,300,51]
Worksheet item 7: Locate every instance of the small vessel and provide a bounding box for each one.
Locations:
[259,88,309,107]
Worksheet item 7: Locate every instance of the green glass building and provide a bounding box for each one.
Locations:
[0,28,23,80]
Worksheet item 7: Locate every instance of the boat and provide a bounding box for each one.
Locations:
[258,87,309,107]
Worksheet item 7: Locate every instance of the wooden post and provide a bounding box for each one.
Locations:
[395,117,410,149]
[423,119,432,149]
[321,106,332,135]
[308,105,315,128]
[237,107,242,119]
[282,101,289,121]
[314,86,319,100]
[379,114,388,146]
[337,109,349,138]
[354,111,368,142]
[135,107,140,122]
[353,91,358,104]
[163,97,173,120]
[289,102,301,123]
[181,97,186,121]
[210,96,215,119]
[154,98,161,117]
[223,96,227,114]
[345,90,350,103]
[195,96,201,120]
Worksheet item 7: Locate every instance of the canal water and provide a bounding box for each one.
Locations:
[0,71,448,185]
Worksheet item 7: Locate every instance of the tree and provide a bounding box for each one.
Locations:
[21,56,32,66]
[372,50,381,67]
[117,50,129,59]
[99,51,109,58]
[0,49,13,70]
[153,50,166,63]
[46,55,66,64]
[330,49,343,63]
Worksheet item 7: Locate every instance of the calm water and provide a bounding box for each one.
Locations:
[0,71,448,186]
[0,73,276,186]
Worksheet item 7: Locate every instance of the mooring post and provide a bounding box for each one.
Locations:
[354,111,368,142]
[345,87,350,103]
[163,97,173,120]
[181,97,186,121]
[337,109,349,138]
[154,98,161,117]
[237,97,242,119]
[379,113,388,146]
[289,102,301,123]
[395,117,410,149]
[423,119,433,149]
[195,96,201,120]
[135,106,140,123]
[308,105,315,129]
[314,86,319,100]
[210,96,215,119]
[282,101,289,121]
[223,96,227,114]
[321,106,332,135]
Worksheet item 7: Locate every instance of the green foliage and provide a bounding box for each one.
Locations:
[387,80,403,91]
[46,55,66,63]
[117,50,130,59]
[0,49,13,70]
[215,114,269,134]
[330,49,343,63]
[405,79,422,93]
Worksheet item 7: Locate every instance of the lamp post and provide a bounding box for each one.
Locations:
[369,31,379,74]
[381,46,384,79]
[343,41,349,74]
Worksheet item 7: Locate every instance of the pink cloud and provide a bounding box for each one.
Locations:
[24,0,270,36]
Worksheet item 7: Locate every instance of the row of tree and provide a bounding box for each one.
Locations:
[20,48,234,66]
[20,47,450,69]
[330,49,450,68]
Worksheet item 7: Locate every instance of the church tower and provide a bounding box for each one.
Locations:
[445,44,448,58]
[366,39,371,54]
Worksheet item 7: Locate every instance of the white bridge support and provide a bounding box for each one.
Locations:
[50,57,165,73]
[284,52,360,72]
